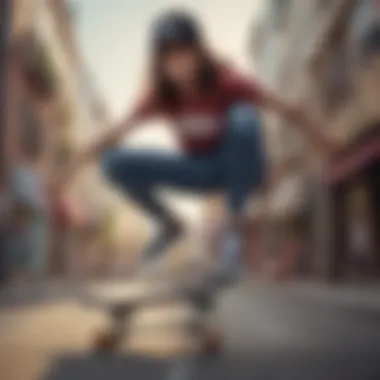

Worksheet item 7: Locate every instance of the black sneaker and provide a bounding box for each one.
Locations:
[139,222,184,273]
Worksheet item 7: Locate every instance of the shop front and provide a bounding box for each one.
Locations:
[324,123,380,280]
[5,159,50,281]
[305,0,380,281]
[264,174,311,280]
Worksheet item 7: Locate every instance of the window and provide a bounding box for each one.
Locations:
[349,0,380,63]
[317,0,332,11]
[281,127,304,162]
[54,145,71,168]
[250,21,266,59]
[20,100,43,160]
[320,44,351,116]
[272,0,291,30]
[315,2,362,116]
[350,0,377,39]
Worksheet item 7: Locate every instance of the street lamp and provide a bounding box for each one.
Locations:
[0,0,11,181]
[0,0,11,284]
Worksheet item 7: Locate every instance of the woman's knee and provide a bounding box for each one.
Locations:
[227,103,268,186]
[227,103,262,141]
[100,148,155,188]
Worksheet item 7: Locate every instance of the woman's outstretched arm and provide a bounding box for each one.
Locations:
[259,89,340,154]
[53,112,139,189]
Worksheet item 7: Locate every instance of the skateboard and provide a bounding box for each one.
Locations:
[81,276,225,357]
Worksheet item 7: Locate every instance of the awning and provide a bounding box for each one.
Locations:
[324,135,380,184]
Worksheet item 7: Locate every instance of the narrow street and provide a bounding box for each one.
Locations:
[1,280,380,380]
[2,1,380,380]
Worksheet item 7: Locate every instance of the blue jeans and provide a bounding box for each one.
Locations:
[100,103,267,221]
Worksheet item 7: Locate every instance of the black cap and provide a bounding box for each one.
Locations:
[151,10,203,51]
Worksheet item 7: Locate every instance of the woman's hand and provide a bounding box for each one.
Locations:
[90,113,138,155]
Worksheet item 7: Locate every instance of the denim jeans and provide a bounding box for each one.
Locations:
[100,103,267,221]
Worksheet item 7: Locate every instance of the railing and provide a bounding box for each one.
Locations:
[330,54,380,144]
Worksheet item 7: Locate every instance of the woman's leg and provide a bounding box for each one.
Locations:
[218,103,268,282]
[224,104,267,215]
[100,148,221,264]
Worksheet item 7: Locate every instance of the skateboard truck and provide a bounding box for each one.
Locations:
[164,290,221,380]
[93,304,135,354]
[87,274,225,360]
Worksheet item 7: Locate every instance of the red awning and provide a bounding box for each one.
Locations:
[324,136,380,184]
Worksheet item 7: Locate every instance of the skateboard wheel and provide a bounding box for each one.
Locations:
[92,329,120,354]
[201,327,223,357]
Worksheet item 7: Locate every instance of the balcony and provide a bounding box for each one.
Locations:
[55,95,73,128]
[307,0,380,144]
[19,98,43,159]
[16,32,59,99]
[329,53,380,144]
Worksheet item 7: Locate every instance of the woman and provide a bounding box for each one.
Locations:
[58,10,337,282]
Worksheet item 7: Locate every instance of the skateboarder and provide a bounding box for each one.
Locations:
[56,10,338,282]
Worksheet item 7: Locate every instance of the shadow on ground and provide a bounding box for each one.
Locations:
[40,349,380,380]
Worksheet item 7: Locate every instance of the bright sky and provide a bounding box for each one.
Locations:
[70,0,263,225]
[71,0,262,119]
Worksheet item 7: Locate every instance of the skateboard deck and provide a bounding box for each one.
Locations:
[80,273,221,312]
[81,276,223,355]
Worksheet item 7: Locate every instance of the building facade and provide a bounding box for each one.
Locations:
[0,0,12,283]
[3,0,64,279]
[1,0,116,280]
[308,0,380,280]
[251,0,380,280]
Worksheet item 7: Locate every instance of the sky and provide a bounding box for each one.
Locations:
[71,0,263,119]
[69,0,263,224]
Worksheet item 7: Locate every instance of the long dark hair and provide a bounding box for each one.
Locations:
[150,43,222,111]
